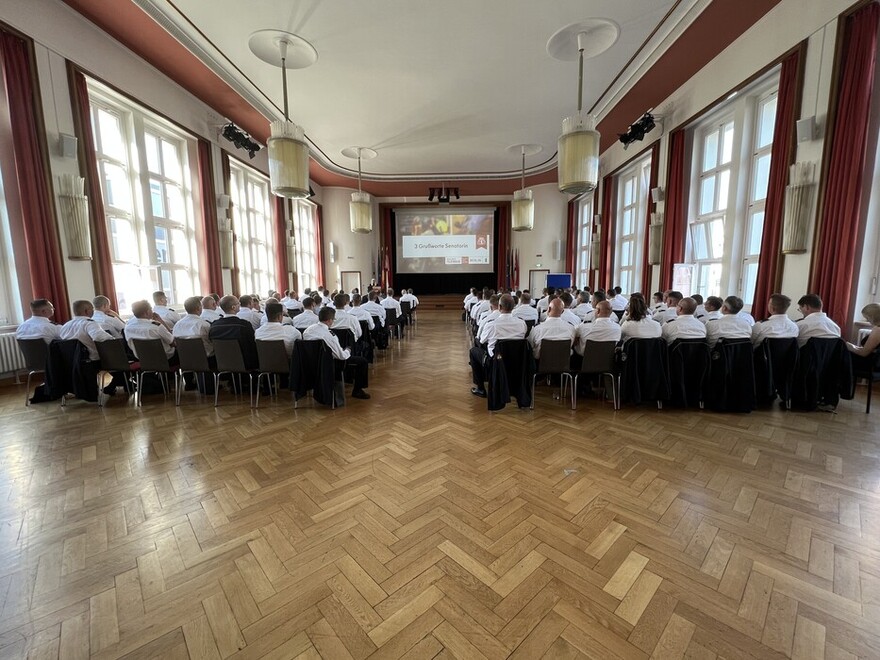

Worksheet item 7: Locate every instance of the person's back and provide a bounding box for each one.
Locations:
[661,297,706,344]
[209,295,258,369]
[575,301,621,354]
[16,299,62,344]
[706,296,752,347]
[753,294,799,346]
[796,294,840,347]
[59,300,113,361]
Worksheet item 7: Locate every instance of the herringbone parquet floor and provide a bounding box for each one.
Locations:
[1,310,879,659]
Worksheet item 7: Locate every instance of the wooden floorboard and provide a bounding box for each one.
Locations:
[1,309,879,659]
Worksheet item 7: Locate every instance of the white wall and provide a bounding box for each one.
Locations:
[319,187,379,292]
[511,183,570,290]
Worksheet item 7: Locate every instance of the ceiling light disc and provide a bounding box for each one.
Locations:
[547,19,620,61]
[505,144,544,157]
[341,147,378,160]
[249,30,318,68]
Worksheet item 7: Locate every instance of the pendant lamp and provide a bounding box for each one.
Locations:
[508,144,542,232]
[342,147,377,233]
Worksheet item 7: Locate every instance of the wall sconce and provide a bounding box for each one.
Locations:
[648,211,664,265]
[782,162,816,254]
[58,174,91,260]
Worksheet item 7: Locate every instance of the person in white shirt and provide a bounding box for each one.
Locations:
[470,291,492,322]
[692,294,706,321]
[172,296,214,357]
[152,291,180,328]
[15,299,62,344]
[299,288,313,304]
[302,307,370,399]
[706,296,753,347]
[125,300,176,359]
[651,292,667,318]
[752,294,799,346]
[699,296,723,324]
[58,299,114,361]
[469,294,527,396]
[381,287,403,317]
[400,289,419,308]
[512,292,539,323]
[293,297,320,331]
[348,294,376,332]
[236,295,262,330]
[476,296,501,344]
[620,295,662,340]
[283,289,304,314]
[331,294,362,340]
[463,288,478,310]
[661,298,707,344]
[558,293,581,327]
[529,298,575,360]
[200,296,223,323]
[574,300,621,356]
[654,291,682,325]
[361,291,387,327]
[91,295,125,338]
[610,287,628,312]
[582,291,619,324]
[796,294,841,347]
[255,301,302,357]
[738,311,756,327]
[535,288,553,319]
[572,292,594,321]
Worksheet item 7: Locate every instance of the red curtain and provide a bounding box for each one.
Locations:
[69,66,116,309]
[197,139,224,294]
[273,195,289,293]
[810,3,880,327]
[752,51,802,320]
[496,203,510,289]
[1,31,70,321]
[380,205,393,289]
[314,203,326,287]
[564,199,577,275]
[641,142,661,295]
[659,130,687,289]
[599,175,614,288]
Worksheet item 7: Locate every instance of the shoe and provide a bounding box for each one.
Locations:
[352,390,371,400]
[102,385,117,396]
[471,387,487,398]
[184,382,198,391]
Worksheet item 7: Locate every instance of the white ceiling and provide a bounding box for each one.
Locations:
[143,0,689,179]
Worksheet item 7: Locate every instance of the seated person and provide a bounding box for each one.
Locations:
[59,299,114,362]
[692,294,706,320]
[208,295,258,370]
[15,299,61,344]
[348,294,375,330]
[173,296,214,358]
[125,300,176,360]
[752,293,799,346]
[796,294,840,347]
[293,297,321,331]
[303,307,370,399]
[400,288,419,308]
[558,293,581,327]
[661,297,706,344]
[574,300,621,356]
[469,294,526,397]
[200,295,223,323]
[380,287,403,316]
[706,295,753,347]
[610,287,628,312]
[236,295,262,330]
[330,294,362,340]
[512,292,539,322]
[283,289,304,313]
[650,291,667,317]
[529,299,575,359]
[255,301,302,357]
[654,291,683,324]
[91,295,125,338]
[699,296,723,324]
[361,291,387,327]
[463,287,478,309]
[476,295,501,339]
[152,290,180,328]
[847,303,880,372]
[572,292,594,321]
[620,295,662,340]
[581,291,608,323]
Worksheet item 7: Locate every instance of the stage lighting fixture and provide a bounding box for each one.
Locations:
[221,123,261,159]
[618,112,658,149]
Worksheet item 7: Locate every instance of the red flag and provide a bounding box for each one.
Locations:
[514,248,520,290]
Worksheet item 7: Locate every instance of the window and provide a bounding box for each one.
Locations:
[0,167,22,326]
[292,199,319,291]
[686,72,778,307]
[575,195,594,289]
[88,80,199,314]
[614,156,651,294]
[229,161,275,296]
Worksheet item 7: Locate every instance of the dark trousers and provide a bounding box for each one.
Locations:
[469,346,488,388]
[339,356,370,391]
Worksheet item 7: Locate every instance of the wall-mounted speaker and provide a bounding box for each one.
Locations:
[552,239,562,261]
[216,193,231,208]
[59,134,78,159]
[651,187,664,203]
[796,116,816,143]
[329,241,337,263]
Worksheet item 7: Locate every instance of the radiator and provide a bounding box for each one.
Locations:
[0,332,26,376]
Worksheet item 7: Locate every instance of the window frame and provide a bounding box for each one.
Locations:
[575,194,594,290]
[228,159,275,296]
[613,155,652,294]
[292,198,319,292]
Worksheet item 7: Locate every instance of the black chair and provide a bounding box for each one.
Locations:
[530,340,574,410]
[852,348,880,413]
[95,338,137,404]
[17,338,48,407]
[386,308,403,340]
[488,339,535,411]
[331,328,355,352]
[668,339,711,408]
[618,338,670,408]
[401,301,414,327]
[755,337,799,409]
[613,310,625,322]
[288,308,303,318]
[355,320,374,363]
[793,337,854,411]
[174,338,212,405]
[706,339,756,413]
[213,339,256,407]
[255,340,292,407]
[290,339,337,408]
[524,319,537,338]
[46,339,100,406]
[131,339,175,406]
[371,315,388,350]
[576,341,620,410]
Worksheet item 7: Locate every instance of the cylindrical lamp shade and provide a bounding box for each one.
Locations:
[268,120,310,199]
[350,191,373,233]
[219,229,234,268]
[558,114,600,194]
[511,189,534,232]
[59,194,92,260]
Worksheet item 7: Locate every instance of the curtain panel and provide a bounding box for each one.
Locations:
[659,130,687,289]
[272,195,289,293]
[196,139,224,295]
[496,202,510,290]
[565,199,577,275]
[599,174,615,288]
[315,203,326,288]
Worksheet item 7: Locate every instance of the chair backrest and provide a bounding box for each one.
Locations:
[288,308,303,318]
[256,339,290,374]
[386,308,399,324]
[536,339,571,374]
[176,337,210,372]
[131,339,172,372]
[619,337,670,405]
[581,341,618,375]
[17,338,48,372]
[668,338,711,407]
[213,339,248,373]
[524,319,536,337]
[95,338,133,371]
[330,328,355,350]
[613,310,625,322]
[401,301,412,316]
[358,320,372,340]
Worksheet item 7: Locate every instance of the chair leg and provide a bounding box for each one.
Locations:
[572,375,579,411]
[530,374,537,409]
[255,374,263,408]
[136,373,142,406]
[25,371,32,407]
[249,374,255,408]
[867,377,873,414]
[214,373,221,407]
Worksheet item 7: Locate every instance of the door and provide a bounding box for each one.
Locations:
[529,269,549,295]
[341,270,362,293]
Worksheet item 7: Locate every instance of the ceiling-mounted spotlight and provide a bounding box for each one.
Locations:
[221,123,261,159]
[427,186,459,204]
[618,112,658,149]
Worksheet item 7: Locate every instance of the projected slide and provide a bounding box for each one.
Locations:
[395,208,495,274]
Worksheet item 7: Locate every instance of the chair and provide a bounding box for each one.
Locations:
[852,348,880,413]
[755,337,799,409]
[706,339,756,413]
[213,339,256,407]
[95,338,138,404]
[331,328,355,351]
[524,320,537,338]
[530,340,574,409]
[17,338,48,407]
[792,337,854,411]
[667,339,711,408]
[174,338,212,405]
[575,341,620,410]
[46,339,100,406]
[618,338,670,408]
[401,301,414,326]
[488,339,535,411]
[372,315,388,350]
[255,340,292,407]
[386,308,403,340]
[131,339,175,406]
[288,308,303,319]
[290,339,337,408]
[355,320,374,363]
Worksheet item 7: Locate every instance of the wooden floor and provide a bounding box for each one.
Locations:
[1,310,879,659]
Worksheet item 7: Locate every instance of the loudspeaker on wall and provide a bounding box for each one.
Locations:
[552,239,562,261]
[59,134,78,159]
[796,116,816,143]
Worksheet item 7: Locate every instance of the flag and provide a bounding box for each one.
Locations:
[514,248,520,290]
